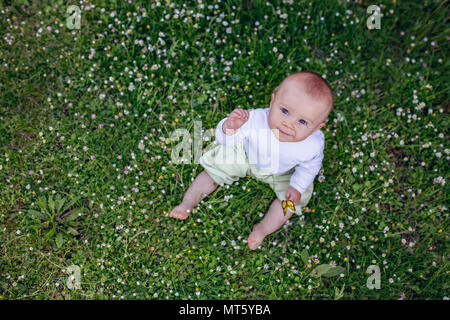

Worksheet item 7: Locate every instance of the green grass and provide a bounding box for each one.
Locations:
[0,0,448,300]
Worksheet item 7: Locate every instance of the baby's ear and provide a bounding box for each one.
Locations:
[270,92,275,107]
[317,121,326,129]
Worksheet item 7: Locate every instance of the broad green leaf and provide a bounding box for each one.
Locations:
[66,221,77,227]
[62,196,80,212]
[48,196,55,214]
[300,249,309,265]
[36,199,51,218]
[323,266,346,278]
[56,197,66,213]
[334,287,343,300]
[64,208,82,222]
[311,264,332,278]
[334,284,346,300]
[28,209,45,220]
[37,198,47,210]
[66,227,79,236]
[56,233,64,248]
[46,227,56,239]
[190,99,198,107]
[197,94,208,105]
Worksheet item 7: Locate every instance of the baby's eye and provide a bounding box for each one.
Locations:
[298,119,308,126]
[281,107,289,115]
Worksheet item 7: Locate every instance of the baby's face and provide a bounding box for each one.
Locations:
[268,81,329,143]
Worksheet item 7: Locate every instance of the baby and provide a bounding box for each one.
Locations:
[170,71,334,250]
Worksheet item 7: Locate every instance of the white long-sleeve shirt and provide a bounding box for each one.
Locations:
[215,108,324,194]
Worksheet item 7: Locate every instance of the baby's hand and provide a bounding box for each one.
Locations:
[285,186,301,206]
[222,108,249,135]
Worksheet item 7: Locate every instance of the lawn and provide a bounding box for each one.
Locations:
[0,0,448,299]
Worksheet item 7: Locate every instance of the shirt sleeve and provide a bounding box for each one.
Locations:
[289,141,324,194]
[215,110,253,146]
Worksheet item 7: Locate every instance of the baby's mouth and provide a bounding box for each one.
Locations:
[278,128,293,137]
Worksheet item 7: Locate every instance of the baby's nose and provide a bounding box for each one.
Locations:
[283,121,294,129]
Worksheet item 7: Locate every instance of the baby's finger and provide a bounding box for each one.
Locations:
[285,191,291,201]
[230,109,241,119]
[230,109,240,117]
[236,108,246,119]
[239,110,249,121]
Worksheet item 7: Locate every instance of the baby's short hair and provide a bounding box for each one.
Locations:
[273,71,334,122]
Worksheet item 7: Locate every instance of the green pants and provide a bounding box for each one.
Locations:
[199,141,314,214]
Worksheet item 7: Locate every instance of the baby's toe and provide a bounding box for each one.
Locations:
[169,206,190,220]
[247,232,265,250]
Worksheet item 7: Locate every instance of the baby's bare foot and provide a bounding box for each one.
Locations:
[169,204,192,220]
[247,223,267,250]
